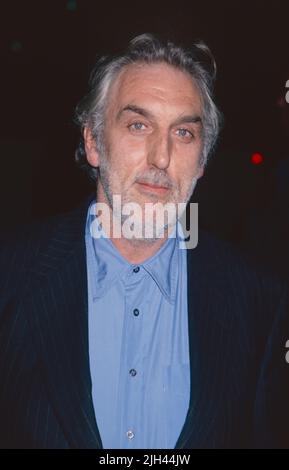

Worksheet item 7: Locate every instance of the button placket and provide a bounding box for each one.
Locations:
[120,267,146,447]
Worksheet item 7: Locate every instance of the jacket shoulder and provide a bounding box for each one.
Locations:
[194,229,288,332]
[0,195,91,306]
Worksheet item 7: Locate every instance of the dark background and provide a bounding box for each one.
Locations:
[0,0,289,278]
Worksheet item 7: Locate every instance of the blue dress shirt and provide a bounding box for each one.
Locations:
[85,201,190,449]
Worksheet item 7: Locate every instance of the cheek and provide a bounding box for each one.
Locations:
[110,134,148,172]
[173,146,202,181]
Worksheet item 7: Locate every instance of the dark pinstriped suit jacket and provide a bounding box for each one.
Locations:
[0,195,288,449]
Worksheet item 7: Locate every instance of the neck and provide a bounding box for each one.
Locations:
[110,234,169,264]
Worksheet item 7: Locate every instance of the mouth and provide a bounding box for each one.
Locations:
[136,181,170,195]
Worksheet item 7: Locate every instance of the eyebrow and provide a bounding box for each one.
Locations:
[116,104,203,127]
[116,104,153,121]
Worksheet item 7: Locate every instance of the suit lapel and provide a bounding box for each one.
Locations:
[175,234,232,449]
[23,196,102,449]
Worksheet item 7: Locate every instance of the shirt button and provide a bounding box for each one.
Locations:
[133,266,140,273]
[126,430,135,440]
[129,369,137,377]
[133,308,140,317]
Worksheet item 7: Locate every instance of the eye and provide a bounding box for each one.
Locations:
[176,128,194,140]
[128,122,147,132]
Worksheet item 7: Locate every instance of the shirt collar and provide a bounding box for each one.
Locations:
[85,201,185,304]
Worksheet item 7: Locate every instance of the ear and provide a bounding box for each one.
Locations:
[83,127,100,168]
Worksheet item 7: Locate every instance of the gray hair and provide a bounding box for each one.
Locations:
[74,33,223,181]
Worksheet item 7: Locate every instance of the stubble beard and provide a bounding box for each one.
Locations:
[97,145,198,246]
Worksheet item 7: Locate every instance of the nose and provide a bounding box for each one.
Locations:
[147,133,172,170]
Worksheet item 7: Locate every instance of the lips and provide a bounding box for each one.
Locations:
[137,181,170,194]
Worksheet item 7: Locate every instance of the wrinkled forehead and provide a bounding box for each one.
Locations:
[105,62,203,119]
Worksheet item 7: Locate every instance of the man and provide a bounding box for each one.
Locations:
[0,34,288,449]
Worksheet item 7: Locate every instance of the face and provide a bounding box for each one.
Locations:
[85,62,204,239]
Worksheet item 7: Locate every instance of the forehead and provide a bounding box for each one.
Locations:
[106,62,202,116]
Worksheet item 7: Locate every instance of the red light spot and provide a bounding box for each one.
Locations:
[251,152,264,165]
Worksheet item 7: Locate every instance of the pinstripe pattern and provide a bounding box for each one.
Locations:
[0,195,288,449]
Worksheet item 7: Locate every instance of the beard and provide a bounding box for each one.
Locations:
[97,144,198,245]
